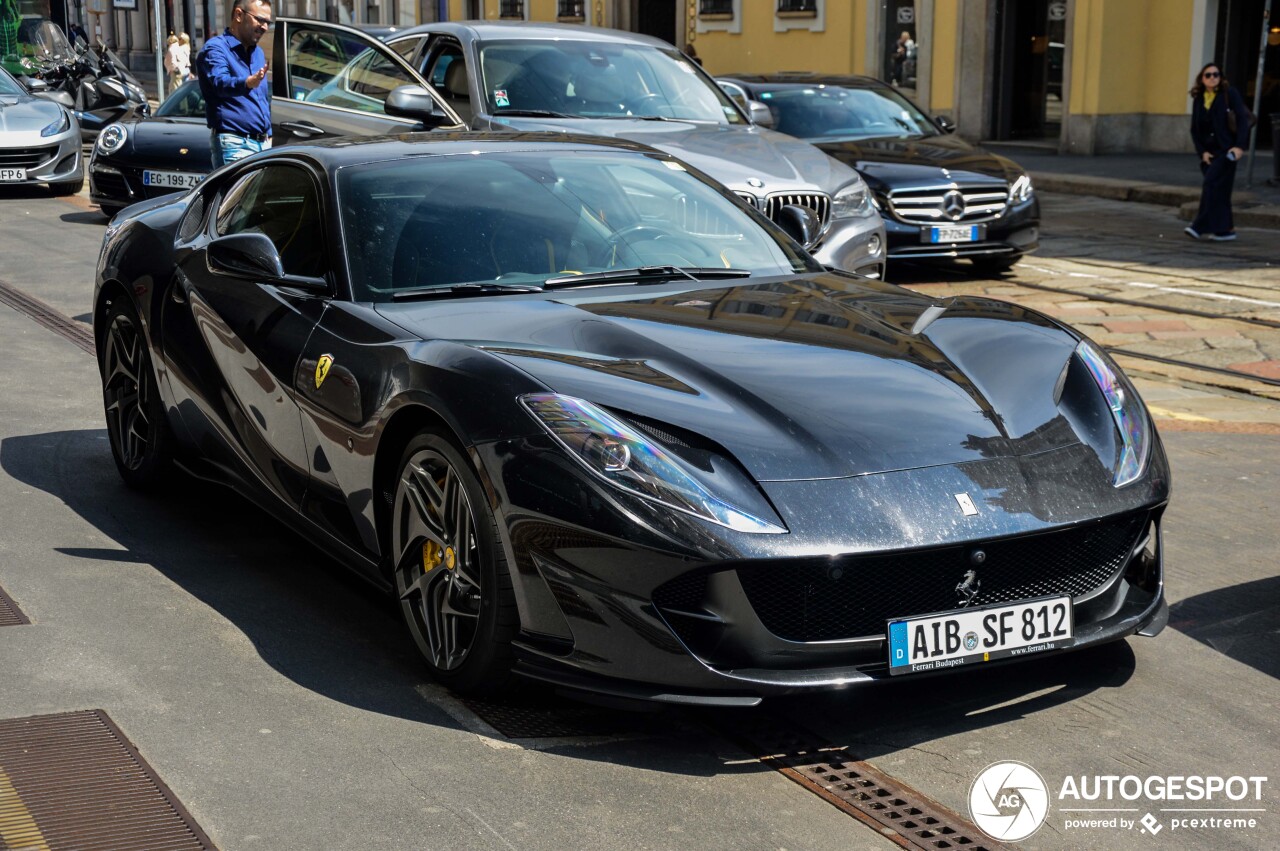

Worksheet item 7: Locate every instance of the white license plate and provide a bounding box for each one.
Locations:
[888,595,1073,676]
[0,167,26,181]
[142,170,202,189]
[926,224,980,243]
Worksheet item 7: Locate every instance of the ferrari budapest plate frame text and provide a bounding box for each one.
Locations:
[888,594,1074,676]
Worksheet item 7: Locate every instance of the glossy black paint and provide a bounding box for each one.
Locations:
[94,134,1168,704]
[720,75,1042,266]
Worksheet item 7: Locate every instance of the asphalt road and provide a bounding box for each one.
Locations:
[0,185,1275,851]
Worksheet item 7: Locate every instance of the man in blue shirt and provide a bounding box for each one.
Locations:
[197,0,273,168]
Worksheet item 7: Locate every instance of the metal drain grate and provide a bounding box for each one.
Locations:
[0,586,29,627]
[0,710,216,850]
[0,279,95,356]
[719,715,1010,851]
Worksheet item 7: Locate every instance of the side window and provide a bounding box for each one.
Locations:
[288,26,414,113]
[427,44,471,123]
[214,166,329,280]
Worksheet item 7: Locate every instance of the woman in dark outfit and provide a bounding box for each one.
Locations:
[1186,63,1250,241]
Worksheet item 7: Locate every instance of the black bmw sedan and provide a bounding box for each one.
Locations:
[95,133,1167,705]
[718,74,1040,274]
[89,80,209,217]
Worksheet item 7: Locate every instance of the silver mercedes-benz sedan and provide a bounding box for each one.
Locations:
[0,66,83,196]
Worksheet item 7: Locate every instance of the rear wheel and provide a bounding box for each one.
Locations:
[100,297,173,489]
[390,431,516,694]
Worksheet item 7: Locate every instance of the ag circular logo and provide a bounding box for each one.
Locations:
[968,761,1050,841]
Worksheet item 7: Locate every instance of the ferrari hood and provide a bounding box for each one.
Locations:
[489,116,859,193]
[378,275,1082,481]
[0,95,65,133]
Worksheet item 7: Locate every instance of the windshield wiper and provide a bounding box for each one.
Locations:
[391,282,543,301]
[494,109,576,119]
[544,266,751,289]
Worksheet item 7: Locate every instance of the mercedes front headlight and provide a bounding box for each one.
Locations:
[1076,341,1151,487]
[521,393,785,534]
[832,177,876,218]
[40,110,70,137]
[96,123,127,155]
[1009,173,1035,204]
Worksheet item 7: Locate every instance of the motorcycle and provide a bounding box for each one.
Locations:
[20,21,150,141]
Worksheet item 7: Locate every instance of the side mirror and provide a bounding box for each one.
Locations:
[207,232,329,293]
[747,100,775,129]
[777,204,820,248]
[934,114,956,133]
[386,85,454,129]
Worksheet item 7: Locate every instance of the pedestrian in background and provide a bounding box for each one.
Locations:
[164,33,188,96]
[197,0,273,169]
[179,33,193,80]
[1185,62,1249,242]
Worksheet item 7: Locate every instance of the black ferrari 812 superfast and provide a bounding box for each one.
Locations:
[94,132,1169,705]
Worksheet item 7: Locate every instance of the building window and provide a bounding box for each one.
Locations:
[774,0,823,32]
[557,0,585,18]
[499,0,524,19]
[697,0,741,33]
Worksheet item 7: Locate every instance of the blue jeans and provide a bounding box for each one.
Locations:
[210,132,271,169]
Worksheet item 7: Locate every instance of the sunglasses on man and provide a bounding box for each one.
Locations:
[240,9,273,27]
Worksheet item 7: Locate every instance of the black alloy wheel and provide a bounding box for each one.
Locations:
[100,298,173,489]
[391,431,516,693]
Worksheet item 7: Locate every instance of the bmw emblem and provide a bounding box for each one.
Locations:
[964,631,979,651]
[746,177,765,188]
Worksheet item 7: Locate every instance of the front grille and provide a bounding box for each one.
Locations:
[763,191,830,227]
[889,184,1009,223]
[735,513,1146,642]
[0,145,58,170]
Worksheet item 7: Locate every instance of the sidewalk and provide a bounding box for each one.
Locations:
[985,144,1280,230]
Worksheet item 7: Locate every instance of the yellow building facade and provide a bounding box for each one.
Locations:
[448,0,1276,154]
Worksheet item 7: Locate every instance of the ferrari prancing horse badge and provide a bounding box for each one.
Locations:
[315,354,334,389]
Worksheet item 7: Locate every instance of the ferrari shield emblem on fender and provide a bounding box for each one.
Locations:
[315,354,334,389]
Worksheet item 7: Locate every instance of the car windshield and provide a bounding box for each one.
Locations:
[755,83,940,141]
[477,40,745,123]
[338,150,814,301]
[157,80,206,117]
[0,68,25,96]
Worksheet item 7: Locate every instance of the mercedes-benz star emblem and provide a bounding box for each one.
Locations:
[942,189,966,221]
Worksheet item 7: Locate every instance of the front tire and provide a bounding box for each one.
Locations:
[49,167,85,197]
[390,431,517,694]
[100,297,173,489]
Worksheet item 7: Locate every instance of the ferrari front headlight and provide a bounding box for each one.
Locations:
[1076,340,1150,487]
[521,393,785,534]
[40,110,70,137]
[832,177,876,219]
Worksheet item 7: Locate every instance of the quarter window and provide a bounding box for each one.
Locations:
[215,166,329,280]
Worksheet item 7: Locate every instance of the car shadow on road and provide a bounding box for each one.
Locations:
[60,210,108,226]
[0,427,1145,779]
[1168,575,1279,679]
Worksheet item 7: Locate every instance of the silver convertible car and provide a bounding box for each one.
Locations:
[0,66,83,196]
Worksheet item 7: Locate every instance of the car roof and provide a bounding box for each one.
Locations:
[389,20,675,49]
[721,73,887,89]
[253,130,667,168]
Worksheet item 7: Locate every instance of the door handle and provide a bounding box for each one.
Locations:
[282,121,323,138]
